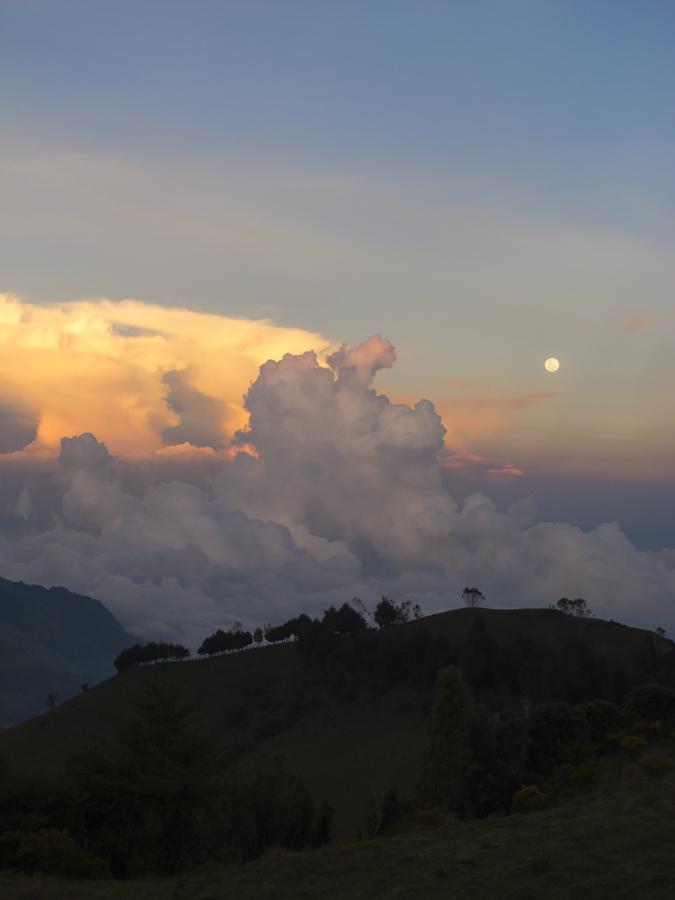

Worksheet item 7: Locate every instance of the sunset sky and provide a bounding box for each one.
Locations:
[1,2,674,639]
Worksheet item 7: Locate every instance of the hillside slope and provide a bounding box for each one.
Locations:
[0,577,132,725]
[2,772,674,899]
[2,606,673,841]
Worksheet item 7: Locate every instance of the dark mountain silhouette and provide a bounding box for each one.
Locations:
[0,576,132,725]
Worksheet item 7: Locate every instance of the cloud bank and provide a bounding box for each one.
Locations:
[1,327,674,644]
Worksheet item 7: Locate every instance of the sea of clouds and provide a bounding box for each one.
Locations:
[1,324,674,645]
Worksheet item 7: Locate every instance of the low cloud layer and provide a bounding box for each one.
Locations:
[1,333,674,645]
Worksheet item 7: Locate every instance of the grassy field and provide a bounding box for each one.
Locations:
[1,769,674,900]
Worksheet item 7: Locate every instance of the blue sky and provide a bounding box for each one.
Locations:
[1,0,674,547]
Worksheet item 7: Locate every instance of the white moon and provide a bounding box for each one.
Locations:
[544,357,560,373]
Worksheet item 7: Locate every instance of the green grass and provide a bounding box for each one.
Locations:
[2,771,674,899]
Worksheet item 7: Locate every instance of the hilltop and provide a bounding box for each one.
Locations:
[0,577,132,725]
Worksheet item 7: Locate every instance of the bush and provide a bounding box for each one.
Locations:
[619,734,648,756]
[511,784,550,814]
[581,699,625,748]
[13,829,109,878]
[638,754,674,779]
[632,719,660,737]
[557,758,599,791]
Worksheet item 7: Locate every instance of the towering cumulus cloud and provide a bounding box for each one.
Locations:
[0,312,673,642]
[0,293,330,455]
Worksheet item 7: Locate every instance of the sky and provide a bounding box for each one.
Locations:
[1,2,674,640]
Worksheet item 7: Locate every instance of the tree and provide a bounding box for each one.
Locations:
[462,587,484,608]
[253,627,264,645]
[68,681,230,876]
[46,692,57,711]
[374,596,422,629]
[374,597,398,629]
[656,626,666,637]
[417,666,474,810]
[198,629,252,656]
[115,642,190,672]
[322,603,367,638]
[553,597,592,618]
[527,702,580,775]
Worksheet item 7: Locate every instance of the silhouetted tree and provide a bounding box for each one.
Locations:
[253,627,264,645]
[46,692,57,711]
[115,642,190,672]
[374,596,422,629]
[322,603,368,637]
[417,666,474,810]
[198,629,252,656]
[81,683,89,692]
[656,626,666,637]
[374,597,398,629]
[553,597,592,618]
[462,587,484,608]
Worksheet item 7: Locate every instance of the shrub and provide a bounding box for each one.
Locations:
[511,784,550,814]
[638,754,674,779]
[632,719,660,737]
[13,829,109,878]
[626,684,675,734]
[581,699,625,747]
[619,734,648,756]
[558,758,599,791]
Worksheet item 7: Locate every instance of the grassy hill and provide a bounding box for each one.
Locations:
[0,577,133,725]
[2,606,673,841]
[1,770,674,899]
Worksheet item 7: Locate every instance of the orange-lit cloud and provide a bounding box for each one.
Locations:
[622,315,667,334]
[0,293,331,456]
[439,383,557,451]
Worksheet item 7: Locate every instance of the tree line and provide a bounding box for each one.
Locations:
[114,641,190,672]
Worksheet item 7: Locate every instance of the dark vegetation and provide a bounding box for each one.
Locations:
[114,641,191,672]
[2,595,675,896]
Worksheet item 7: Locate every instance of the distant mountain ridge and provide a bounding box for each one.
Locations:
[0,576,132,725]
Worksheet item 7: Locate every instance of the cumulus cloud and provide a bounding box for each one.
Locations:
[0,293,330,456]
[0,333,673,644]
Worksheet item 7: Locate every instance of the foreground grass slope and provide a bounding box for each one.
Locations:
[2,607,673,840]
[2,771,674,900]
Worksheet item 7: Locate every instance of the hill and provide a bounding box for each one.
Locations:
[2,606,673,841]
[0,576,133,725]
[1,771,674,899]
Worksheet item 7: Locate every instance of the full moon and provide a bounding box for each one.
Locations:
[544,357,560,373]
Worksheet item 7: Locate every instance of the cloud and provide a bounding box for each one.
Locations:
[162,370,228,449]
[622,315,667,334]
[0,293,331,456]
[0,399,38,453]
[0,335,672,646]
